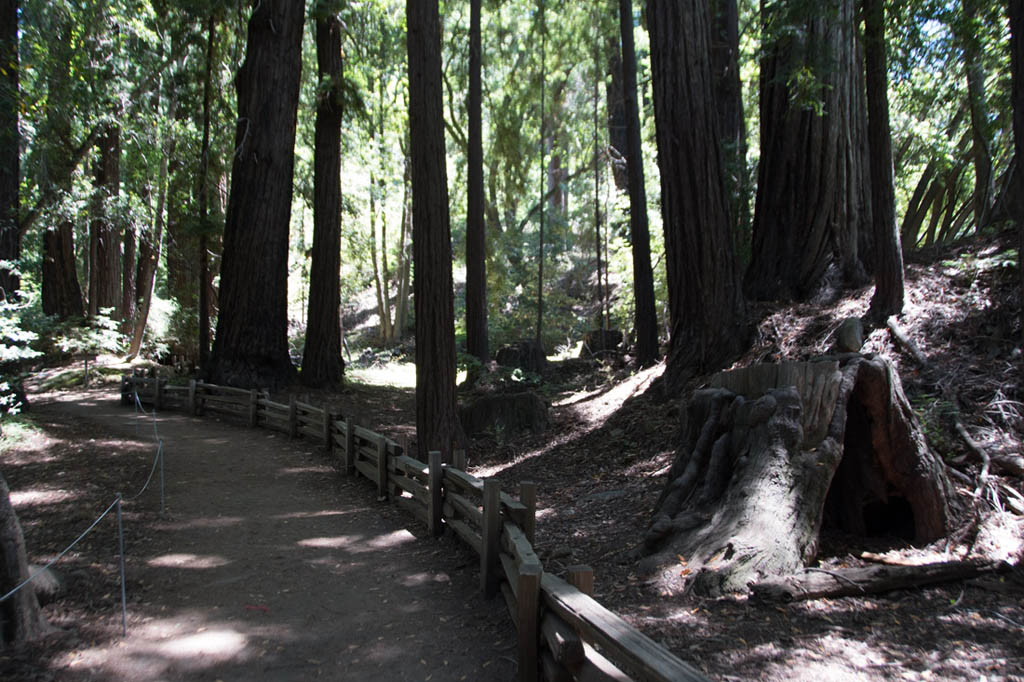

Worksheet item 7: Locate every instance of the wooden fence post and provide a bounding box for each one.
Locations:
[323,411,335,453]
[344,417,356,475]
[249,389,259,427]
[454,448,467,470]
[482,478,501,597]
[375,433,388,501]
[568,565,594,596]
[520,481,537,545]
[154,378,164,410]
[517,562,541,682]
[428,450,443,536]
[288,396,298,439]
[187,379,197,414]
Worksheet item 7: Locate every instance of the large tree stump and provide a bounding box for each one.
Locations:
[1,473,49,648]
[495,340,547,374]
[459,391,549,437]
[642,354,952,595]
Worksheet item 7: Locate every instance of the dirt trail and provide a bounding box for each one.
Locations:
[24,390,515,681]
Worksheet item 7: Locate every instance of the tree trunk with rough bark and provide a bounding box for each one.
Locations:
[863,0,904,323]
[207,0,303,389]
[1010,0,1024,342]
[745,0,859,301]
[39,23,83,320]
[618,0,659,368]
[710,0,748,236]
[643,356,952,596]
[1,473,48,648]
[465,0,489,362]
[960,0,995,231]
[0,0,18,300]
[647,0,748,393]
[88,133,122,319]
[302,8,345,388]
[408,0,462,461]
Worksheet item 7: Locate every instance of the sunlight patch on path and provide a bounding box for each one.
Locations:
[148,553,232,569]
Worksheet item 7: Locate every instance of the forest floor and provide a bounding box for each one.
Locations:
[4,229,1024,681]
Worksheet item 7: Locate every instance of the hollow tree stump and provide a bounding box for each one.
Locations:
[642,354,952,596]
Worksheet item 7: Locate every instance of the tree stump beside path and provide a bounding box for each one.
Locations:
[643,354,953,596]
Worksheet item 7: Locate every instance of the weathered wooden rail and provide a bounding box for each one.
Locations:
[121,374,709,682]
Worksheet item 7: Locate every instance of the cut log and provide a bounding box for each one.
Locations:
[1,474,49,647]
[642,354,953,596]
[459,391,549,437]
[750,559,1009,602]
[495,340,547,373]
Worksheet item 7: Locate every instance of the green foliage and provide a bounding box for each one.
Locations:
[54,308,125,359]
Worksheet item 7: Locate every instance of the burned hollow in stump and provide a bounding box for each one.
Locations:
[641,355,952,596]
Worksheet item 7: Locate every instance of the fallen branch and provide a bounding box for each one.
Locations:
[750,560,1009,602]
[886,317,930,369]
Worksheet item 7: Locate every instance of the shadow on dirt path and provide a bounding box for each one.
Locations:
[14,389,515,681]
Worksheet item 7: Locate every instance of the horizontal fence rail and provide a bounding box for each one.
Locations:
[121,375,708,682]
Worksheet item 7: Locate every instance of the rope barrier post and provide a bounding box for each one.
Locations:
[481,478,501,598]
[154,378,164,411]
[188,379,197,414]
[159,442,165,516]
[288,396,298,439]
[428,450,443,537]
[196,381,205,416]
[323,411,334,454]
[520,481,537,546]
[344,417,356,476]
[375,433,388,501]
[249,389,259,427]
[116,493,127,637]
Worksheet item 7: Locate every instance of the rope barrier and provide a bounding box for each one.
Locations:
[0,496,121,603]
[3,383,169,637]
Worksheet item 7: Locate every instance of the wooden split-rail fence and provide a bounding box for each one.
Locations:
[120,374,709,682]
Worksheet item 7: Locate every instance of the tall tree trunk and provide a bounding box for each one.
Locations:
[0,0,18,300]
[302,9,344,387]
[88,126,122,319]
[394,154,412,340]
[536,1,547,349]
[744,0,856,301]
[961,0,995,231]
[606,47,628,191]
[128,96,175,360]
[198,13,216,369]
[864,0,904,323]
[207,0,303,389]
[619,0,659,368]
[593,11,606,331]
[407,0,462,461]
[1010,0,1024,341]
[40,22,83,320]
[647,0,748,393]
[370,180,390,344]
[1,473,48,648]
[710,0,749,237]
[465,0,489,362]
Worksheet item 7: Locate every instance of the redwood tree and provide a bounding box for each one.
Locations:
[407,0,461,460]
[744,0,861,301]
[864,0,904,323]
[647,0,747,392]
[302,5,345,387]
[39,22,83,320]
[0,0,18,299]
[207,0,303,389]
[618,0,659,367]
[1010,0,1023,340]
[465,0,488,362]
